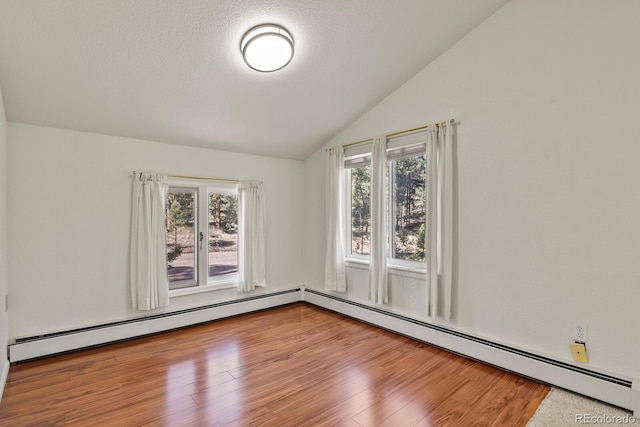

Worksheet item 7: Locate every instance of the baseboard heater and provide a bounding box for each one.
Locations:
[302,288,639,416]
[8,289,300,363]
[6,286,639,415]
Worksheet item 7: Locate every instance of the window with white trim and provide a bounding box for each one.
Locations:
[165,180,238,290]
[345,135,427,266]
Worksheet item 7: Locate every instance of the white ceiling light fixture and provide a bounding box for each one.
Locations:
[240,24,294,72]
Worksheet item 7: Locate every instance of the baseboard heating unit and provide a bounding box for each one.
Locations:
[6,286,639,416]
[8,289,300,363]
[301,288,639,416]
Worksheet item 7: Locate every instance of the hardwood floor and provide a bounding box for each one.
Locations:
[0,303,549,426]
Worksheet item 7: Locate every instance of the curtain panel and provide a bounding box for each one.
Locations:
[425,122,453,320]
[324,147,347,292]
[129,172,170,311]
[369,136,389,304]
[238,180,267,292]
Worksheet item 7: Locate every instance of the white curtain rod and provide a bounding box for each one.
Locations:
[325,118,455,153]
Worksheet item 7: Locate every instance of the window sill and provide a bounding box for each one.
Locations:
[345,257,370,269]
[169,281,238,298]
[345,257,426,279]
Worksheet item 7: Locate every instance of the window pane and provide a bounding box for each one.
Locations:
[393,155,426,262]
[166,189,197,287]
[208,193,238,277]
[351,165,371,255]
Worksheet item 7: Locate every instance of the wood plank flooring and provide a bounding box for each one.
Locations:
[0,303,549,426]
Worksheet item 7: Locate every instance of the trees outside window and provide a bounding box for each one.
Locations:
[350,165,371,255]
[392,155,426,262]
[166,189,196,284]
[346,152,426,264]
[208,193,238,277]
[166,182,238,290]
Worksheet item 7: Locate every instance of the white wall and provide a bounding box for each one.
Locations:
[7,123,305,339]
[0,85,9,386]
[304,0,640,381]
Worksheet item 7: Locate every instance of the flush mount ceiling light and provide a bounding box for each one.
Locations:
[240,24,294,72]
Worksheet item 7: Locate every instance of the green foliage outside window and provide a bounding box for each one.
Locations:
[349,154,426,262]
[393,156,426,262]
[209,194,237,234]
[351,165,371,255]
[166,191,195,268]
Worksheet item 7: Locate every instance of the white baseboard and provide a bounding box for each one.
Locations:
[5,286,639,416]
[0,359,8,403]
[8,289,300,363]
[302,288,638,414]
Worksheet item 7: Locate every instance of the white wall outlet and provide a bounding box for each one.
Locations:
[573,322,588,342]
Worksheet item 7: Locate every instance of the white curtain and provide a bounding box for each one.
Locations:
[324,147,346,292]
[238,180,266,292]
[370,136,388,304]
[425,122,453,320]
[130,172,170,311]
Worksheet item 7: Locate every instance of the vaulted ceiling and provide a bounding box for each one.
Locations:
[0,0,510,160]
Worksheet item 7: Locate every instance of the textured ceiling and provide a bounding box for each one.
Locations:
[0,0,510,160]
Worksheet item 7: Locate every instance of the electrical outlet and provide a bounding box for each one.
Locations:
[573,322,588,342]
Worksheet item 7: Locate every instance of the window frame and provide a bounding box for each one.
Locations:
[344,163,371,261]
[166,178,239,295]
[166,186,198,290]
[343,134,427,270]
[387,152,427,266]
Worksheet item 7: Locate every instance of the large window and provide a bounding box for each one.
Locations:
[166,181,238,290]
[345,143,426,265]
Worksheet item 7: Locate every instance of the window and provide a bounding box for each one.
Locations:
[390,155,426,262]
[345,140,426,265]
[166,181,238,290]
[349,163,371,256]
[208,192,238,278]
[166,188,197,284]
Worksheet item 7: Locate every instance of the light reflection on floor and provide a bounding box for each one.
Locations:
[161,337,245,424]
